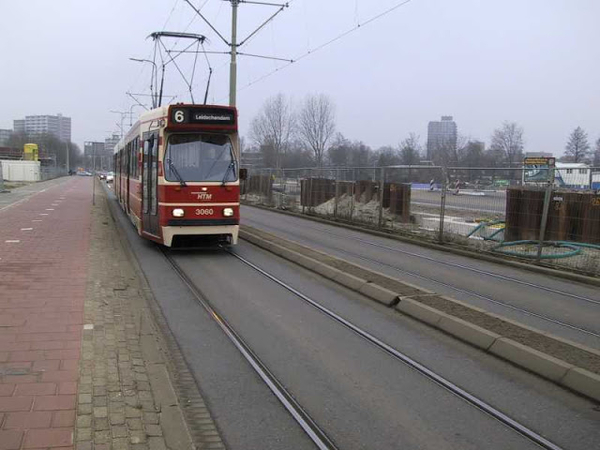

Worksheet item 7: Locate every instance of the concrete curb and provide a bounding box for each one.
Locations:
[242,202,600,287]
[241,225,600,403]
[241,230,401,307]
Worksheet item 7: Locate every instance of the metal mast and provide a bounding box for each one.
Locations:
[229,0,239,107]
[183,0,291,108]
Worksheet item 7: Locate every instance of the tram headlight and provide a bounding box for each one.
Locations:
[223,208,234,217]
[172,208,185,218]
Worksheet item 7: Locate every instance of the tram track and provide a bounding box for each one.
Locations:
[306,240,600,340]
[163,245,565,450]
[161,248,338,450]
[244,213,600,306]
[242,216,600,343]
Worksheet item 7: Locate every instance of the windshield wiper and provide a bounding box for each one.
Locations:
[166,158,187,187]
[221,161,235,186]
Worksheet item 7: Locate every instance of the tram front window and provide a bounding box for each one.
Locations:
[164,134,237,183]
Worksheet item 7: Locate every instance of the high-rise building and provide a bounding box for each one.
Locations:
[103,134,121,171]
[12,114,71,142]
[13,120,25,134]
[426,116,457,161]
[0,129,12,146]
[104,134,120,154]
[84,141,110,171]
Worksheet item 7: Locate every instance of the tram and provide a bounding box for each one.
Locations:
[113,104,245,246]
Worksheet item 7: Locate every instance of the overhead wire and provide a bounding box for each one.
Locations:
[237,0,413,94]
[125,0,182,110]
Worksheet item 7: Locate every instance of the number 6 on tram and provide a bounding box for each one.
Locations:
[113,104,246,247]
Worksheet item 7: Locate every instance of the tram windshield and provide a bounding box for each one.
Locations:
[164,133,237,183]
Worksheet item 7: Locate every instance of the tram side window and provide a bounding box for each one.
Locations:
[128,142,133,177]
[134,138,139,178]
[129,141,134,178]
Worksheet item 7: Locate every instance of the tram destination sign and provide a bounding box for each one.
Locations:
[170,106,236,127]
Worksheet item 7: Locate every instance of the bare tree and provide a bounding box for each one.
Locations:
[594,137,600,167]
[431,134,468,166]
[458,140,486,167]
[328,133,350,167]
[298,94,336,168]
[375,146,401,166]
[249,93,295,169]
[490,121,524,166]
[563,126,591,163]
[398,133,421,165]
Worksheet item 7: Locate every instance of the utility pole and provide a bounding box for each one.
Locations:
[183,0,290,108]
[92,143,96,206]
[110,110,129,139]
[65,141,70,174]
[229,0,239,107]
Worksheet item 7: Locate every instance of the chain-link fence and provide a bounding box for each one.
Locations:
[40,165,68,181]
[241,165,600,276]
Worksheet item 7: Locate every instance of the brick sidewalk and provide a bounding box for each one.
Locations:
[0,177,90,449]
[0,178,219,450]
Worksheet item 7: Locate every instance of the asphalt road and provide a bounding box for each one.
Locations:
[241,206,600,351]
[411,189,507,215]
[107,190,600,450]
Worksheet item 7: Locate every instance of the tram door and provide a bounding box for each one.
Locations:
[125,142,130,213]
[142,132,159,236]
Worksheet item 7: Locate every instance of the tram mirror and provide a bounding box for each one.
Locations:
[239,168,248,181]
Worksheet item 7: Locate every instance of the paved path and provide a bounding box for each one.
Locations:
[0,177,90,449]
[0,178,185,450]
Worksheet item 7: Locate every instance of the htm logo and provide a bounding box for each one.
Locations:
[192,192,212,201]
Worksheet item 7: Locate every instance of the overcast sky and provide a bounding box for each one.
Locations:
[1,0,599,156]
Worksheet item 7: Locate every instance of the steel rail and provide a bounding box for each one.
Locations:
[312,242,600,340]
[332,230,600,305]
[243,218,600,340]
[228,250,565,450]
[246,216,600,306]
[161,250,338,450]
[243,220,600,338]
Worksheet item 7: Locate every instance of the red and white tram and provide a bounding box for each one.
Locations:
[113,104,244,246]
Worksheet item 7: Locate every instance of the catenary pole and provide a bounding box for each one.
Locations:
[229,0,239,107]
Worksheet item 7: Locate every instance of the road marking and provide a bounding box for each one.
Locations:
[46,208,54,211]
[32,219,42,222]
[5,240,20,243]
[39,213,49,216]
[83,324,94,330]
[21,228,33,231]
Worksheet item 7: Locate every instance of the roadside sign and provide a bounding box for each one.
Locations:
[523,157,556,184]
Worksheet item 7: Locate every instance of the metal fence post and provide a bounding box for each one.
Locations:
[350,168,356,220]
[536,167,554,261]
[309,170,313,213]
[438,167,448,242]
[0,161,6,193]
[268,168,273,206]
[378,167,385,228]
[282,168,287,209]
[334,168,340,219]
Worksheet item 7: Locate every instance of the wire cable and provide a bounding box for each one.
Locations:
[238,0,413,93]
